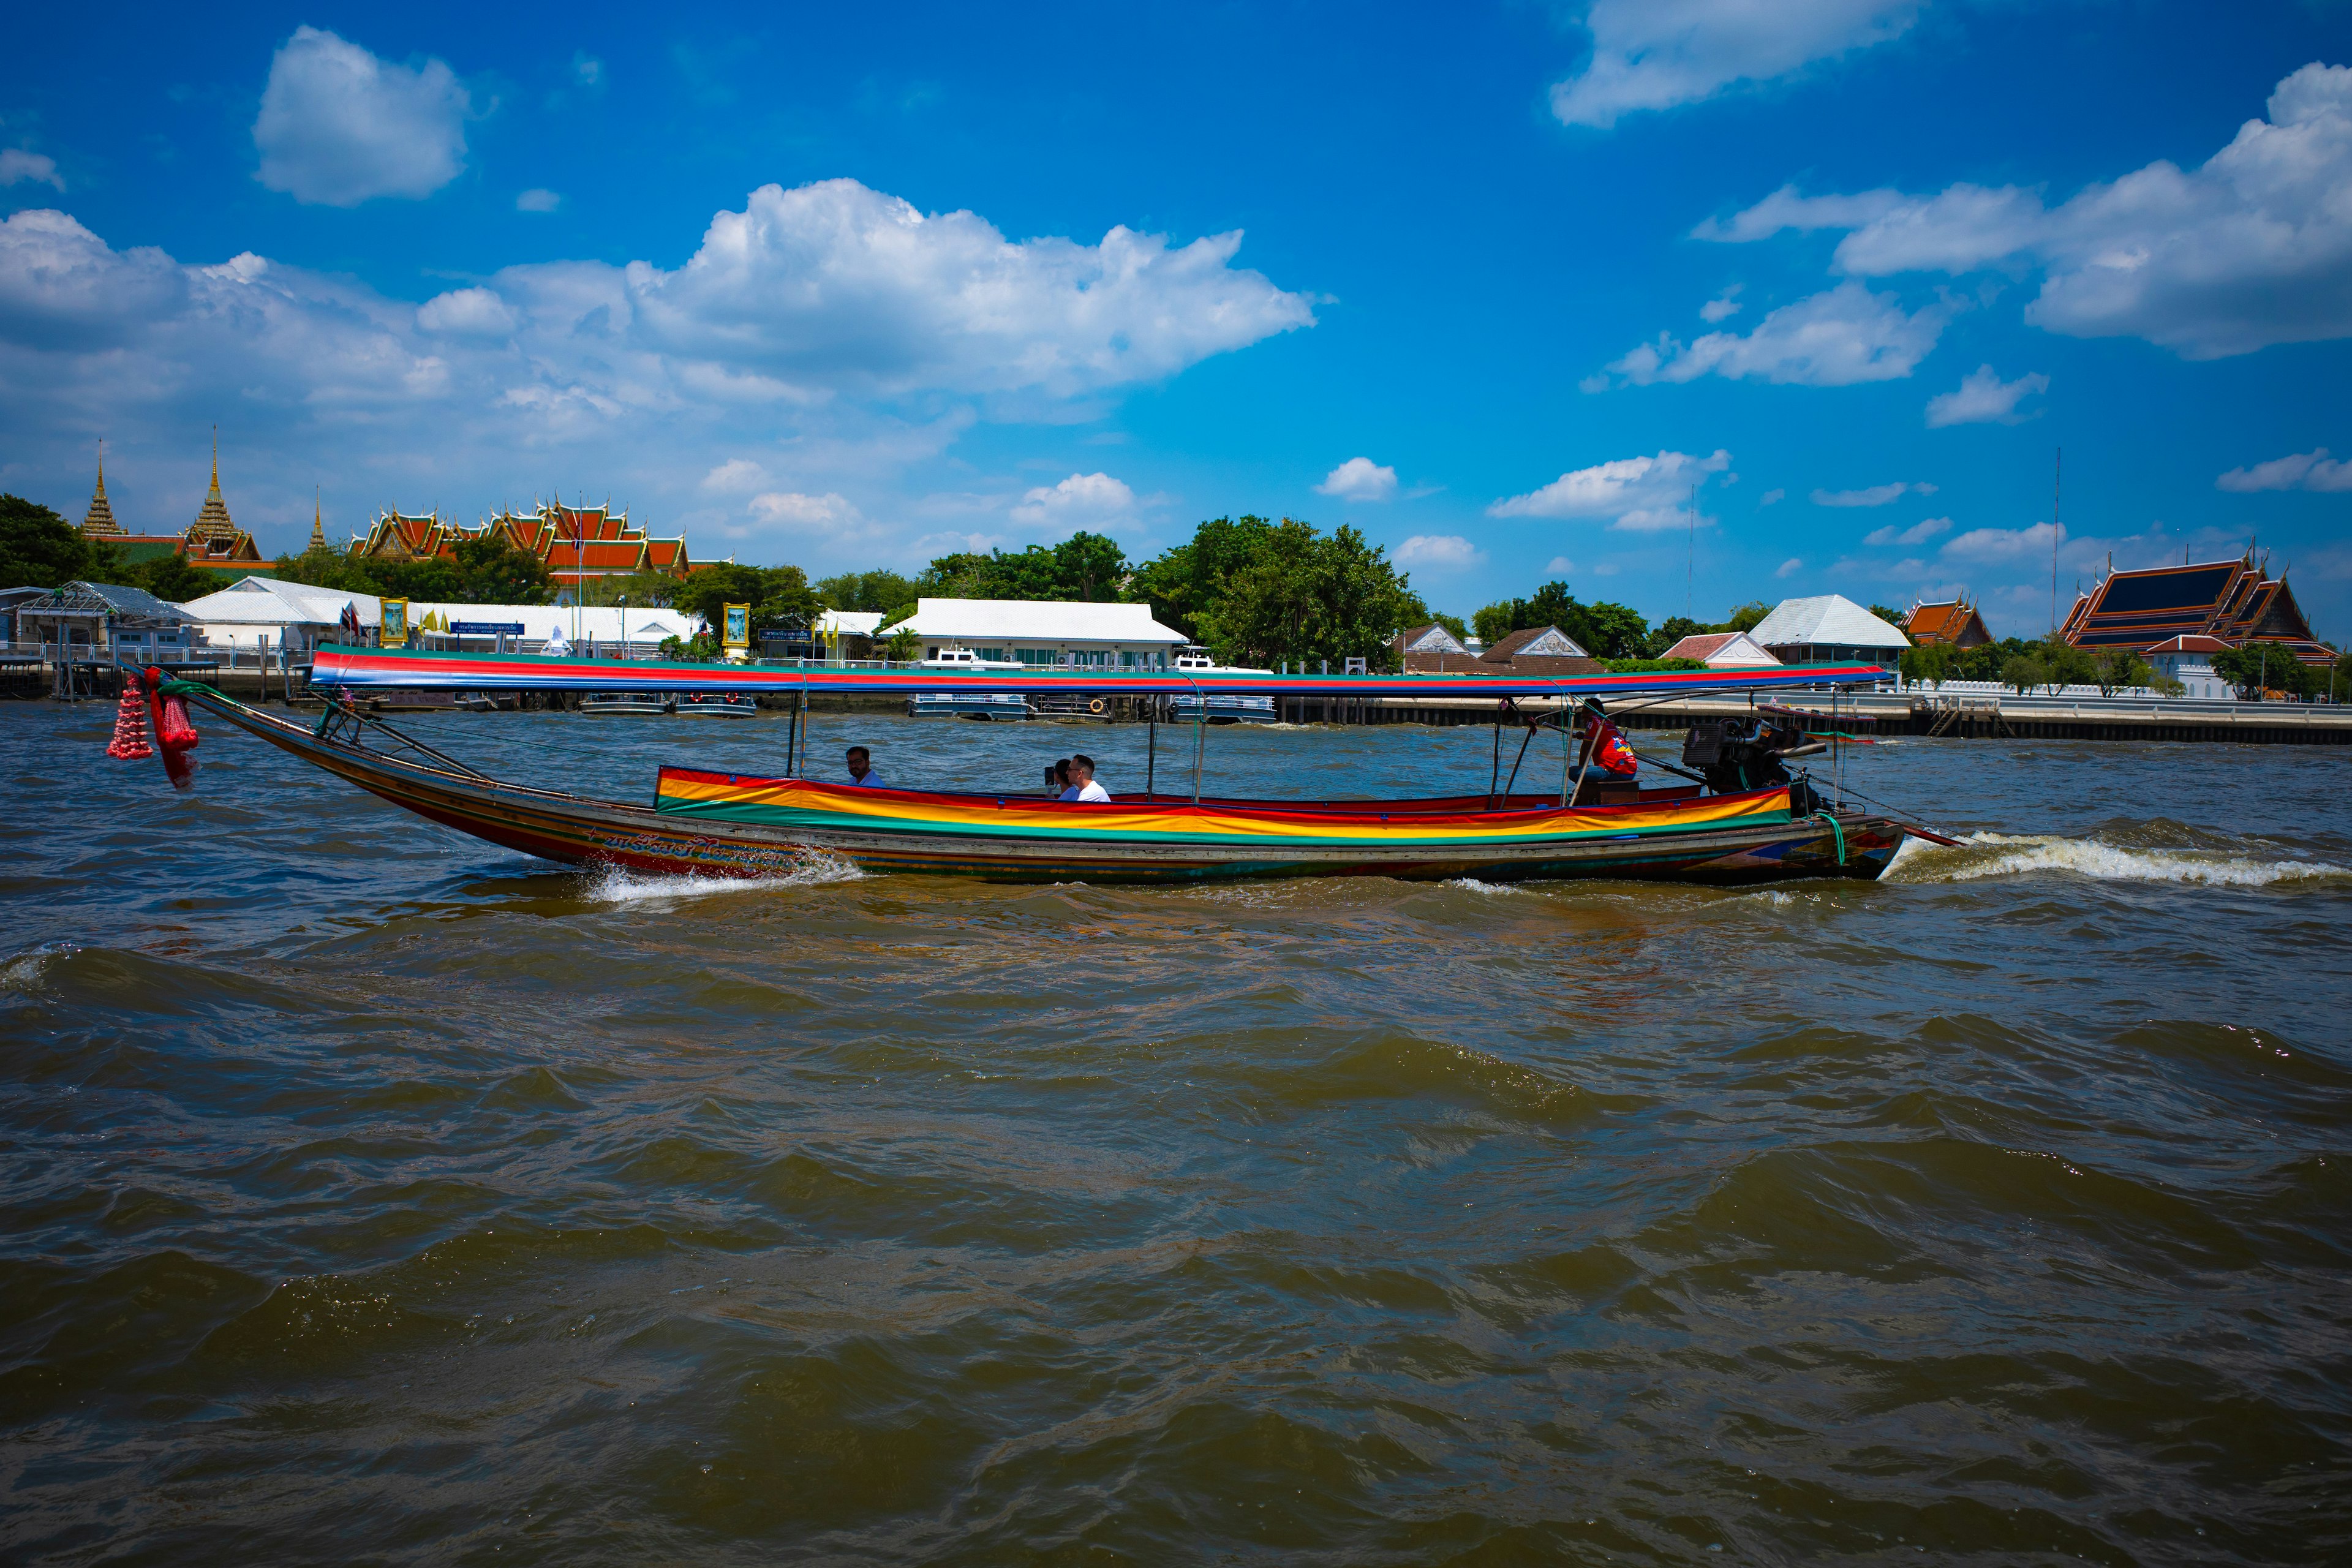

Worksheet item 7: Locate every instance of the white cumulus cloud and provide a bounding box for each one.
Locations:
[1598,281,1948,388]
[1704,62,2352,358]
[1551,0,1926,129]
[1863,516,1952,546]
[415,286,517,336]
[1812,480,1933,507]
[0,179,1306,567]
[253,27,473,206]
[1011,471,1137,528]
[1942,520,2064,562]
[1544,556,1575,576]
[0,149,64,191]
[1926,364,2048,426]
[748,491,864,533]
[1489,448,1730,530]
[701,458,771,494]
[1392,534,1483,570]
[1314,456,1398,502]
[516,189,562,214]
[2217,448,2352,492]
[1776,557,1804,578]
[621,179,1311,399]
[1699,285,1744,322]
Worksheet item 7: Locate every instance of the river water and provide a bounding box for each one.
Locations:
[3,701,2348,1565]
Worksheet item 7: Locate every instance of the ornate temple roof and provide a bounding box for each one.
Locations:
[1904,597,1992,649]
[2060,552,2330,665]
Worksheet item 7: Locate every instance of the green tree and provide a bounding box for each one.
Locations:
[1131,514,1279,641]
[1197,520,1425,668]
[1868,603,1909,629]
[573,568,673,608]
[121,551,221,605]
[0,496,99,588]
[884,627,922,663]
[1643,615,1712,658]
[676,562,821,645]
[2091,647,2154,696]
[1722,601,1771,633]
[1899,643,1954,688]
[816,568,919,617]
[1427,611,1469,642]
[1468,580,1648,658]
[2001,650,2050,694]
[2213,641,2314,699]
[453,535,556,605]
[2037,633,2099,691]
[1577,601,1652,660]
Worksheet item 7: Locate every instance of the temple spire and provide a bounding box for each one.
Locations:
[81,439,123,537]
[309,488,326,551]
[190,425,238,541]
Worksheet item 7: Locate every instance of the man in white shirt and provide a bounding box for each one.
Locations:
[844,746,886,788]
[1058,753,1110,802]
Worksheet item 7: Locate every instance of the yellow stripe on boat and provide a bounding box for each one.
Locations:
[654,769,1791,848]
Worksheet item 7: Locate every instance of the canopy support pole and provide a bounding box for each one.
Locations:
[1147,698,1157,798]
[1501,704,1535,803]
[1560,696,1574,807]
[1488,701,1502,809]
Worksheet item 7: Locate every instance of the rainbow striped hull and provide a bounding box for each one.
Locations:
[184,690,1905,886]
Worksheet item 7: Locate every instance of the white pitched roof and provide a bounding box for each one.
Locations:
[888,597,1186,646]
[181,576,382,627]
[1750,595,1910,650]
[1661,630,1781,666]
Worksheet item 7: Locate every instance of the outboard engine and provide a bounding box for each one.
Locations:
[1682,717,1801,796]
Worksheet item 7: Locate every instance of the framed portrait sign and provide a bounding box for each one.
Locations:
[722,603,751,652]
[380,598,409,648]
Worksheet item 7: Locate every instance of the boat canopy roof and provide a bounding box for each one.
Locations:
[308,645,1891,700]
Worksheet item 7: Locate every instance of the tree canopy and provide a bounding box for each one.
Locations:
[271,538,555,606]
[1471,581,1651,659]
[912,531,1131,611]
[0,496,95,589]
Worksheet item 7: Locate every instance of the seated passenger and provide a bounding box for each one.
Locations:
[1058,753,1111,802]
[843,746,886,787]
[1045,760,1069,796]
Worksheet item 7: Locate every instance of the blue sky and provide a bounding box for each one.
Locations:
[5,1,2350,636]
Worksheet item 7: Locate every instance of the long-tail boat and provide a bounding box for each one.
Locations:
[124,647,1927,886]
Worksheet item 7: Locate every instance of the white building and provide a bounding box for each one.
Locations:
[883,598,1189,668]
[406,602,703,658]
[178,576,379,653]
[2142,634,2231,700]
[1750,595,1910,666]
[1658,630,1782,668]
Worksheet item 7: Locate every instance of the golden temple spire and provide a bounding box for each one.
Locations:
[309,488,326,551]
[81,439,123,537]
[190,425,238,542]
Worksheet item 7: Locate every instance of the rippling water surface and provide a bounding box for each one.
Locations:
[4,702,2348,1564]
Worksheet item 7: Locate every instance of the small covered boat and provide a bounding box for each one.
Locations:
[675,693,758,718]
[579,692,673,717]
[114,648,1934,888]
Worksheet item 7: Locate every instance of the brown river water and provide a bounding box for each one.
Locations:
[2,701,2348,1565]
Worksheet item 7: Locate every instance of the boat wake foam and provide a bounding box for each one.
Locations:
[0,941,77,994]
[1444,878,1525,896]
[587,853,867,905]
[1887,831,2346,889]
